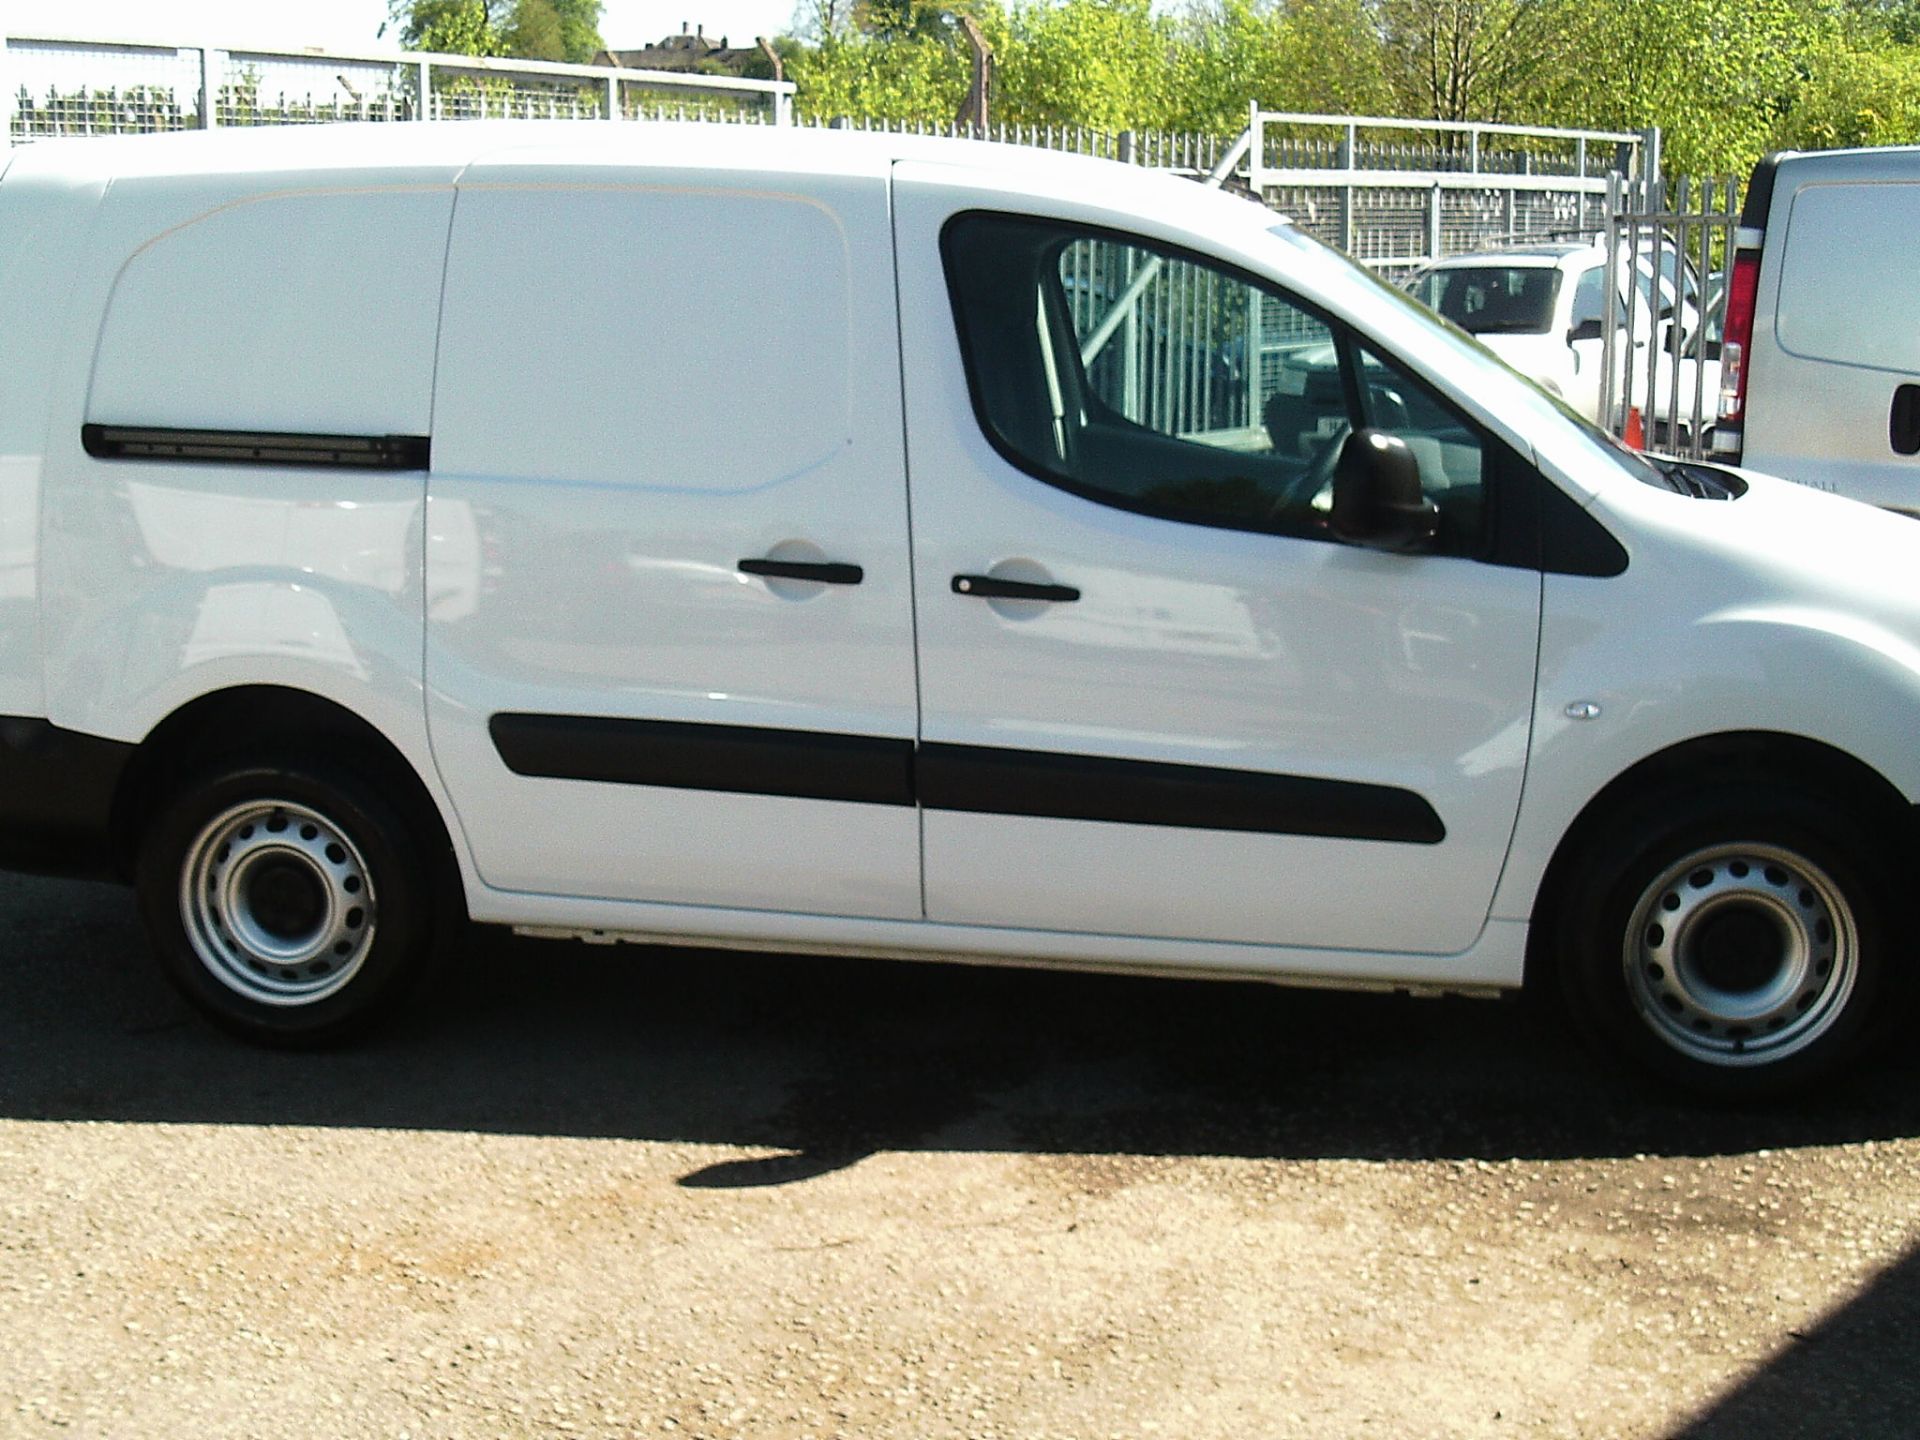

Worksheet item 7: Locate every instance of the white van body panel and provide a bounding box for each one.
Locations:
[1491,468,1920,919]
[0,159,105,716]
[0,138,470,893]
[424,154,923,917]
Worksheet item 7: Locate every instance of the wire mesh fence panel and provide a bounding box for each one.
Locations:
[1435,188,1596,258]
[424,67,606,121]
[620,84,770,123]
[212,49,409,126]
[1261,186,1345,247]
[9,38,200,138]
[7,33,795,140]
[1349,190,1432,271]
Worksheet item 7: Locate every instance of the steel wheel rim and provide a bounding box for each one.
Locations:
[179,799,377,1007]
[1623,842,1857,1067]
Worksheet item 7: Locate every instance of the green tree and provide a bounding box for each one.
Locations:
[1779,34,1920,147]
[391,0,506,55]
[1555,0,1835,174]
[1167,0,1391,133]
[504,0,567,58]
[789,29,977,119]
[387,0,604,61]
[1373,0,1576,124]
[996,0,1176,130]
[790,0,1006,122]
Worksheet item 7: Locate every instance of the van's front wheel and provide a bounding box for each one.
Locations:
[1554,786,1895,1098]
[136,760,437,1045]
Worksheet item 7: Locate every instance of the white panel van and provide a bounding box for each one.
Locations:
[2,122,1917,1098]
[1717,146,1920,512]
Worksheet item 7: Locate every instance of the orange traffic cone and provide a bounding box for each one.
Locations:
[1623,405,1646,451]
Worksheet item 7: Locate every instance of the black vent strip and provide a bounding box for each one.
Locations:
[489,713,1445,845]
[82,424,430,471]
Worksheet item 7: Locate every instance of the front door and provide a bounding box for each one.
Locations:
[893,167,1542,955]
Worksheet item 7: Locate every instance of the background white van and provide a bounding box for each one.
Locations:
[1717,146,1920,513]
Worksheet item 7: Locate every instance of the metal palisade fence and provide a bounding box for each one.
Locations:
[1241,110,1652,277]
[1601,171,1742,459]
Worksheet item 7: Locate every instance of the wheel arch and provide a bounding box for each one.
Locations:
[1522,729,1917,990]
[109,684,460,904]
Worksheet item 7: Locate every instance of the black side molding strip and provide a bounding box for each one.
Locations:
[82,424,430,471]
[488,714,1443,844]
[919,742,1444,844]
[489,714,916,807]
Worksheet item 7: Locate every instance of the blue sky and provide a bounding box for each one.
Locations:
[7,1,803,54]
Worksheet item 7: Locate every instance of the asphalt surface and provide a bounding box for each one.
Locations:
[1,868,1917,1438]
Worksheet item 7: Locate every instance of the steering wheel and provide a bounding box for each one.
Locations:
[1267,422,1350,522]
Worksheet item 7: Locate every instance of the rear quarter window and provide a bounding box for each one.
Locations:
[1413,266,1560,335]
[1775,181,1920,373]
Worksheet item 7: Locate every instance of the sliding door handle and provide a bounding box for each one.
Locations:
[1892,384,1920,456]
[952,574,1080,603]
[738,558,864,585]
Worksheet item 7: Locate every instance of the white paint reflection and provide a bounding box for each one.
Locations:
[124,479,418,593]
[183,582,363,676]
[0,454,38,602]
[1038,564,1264,658]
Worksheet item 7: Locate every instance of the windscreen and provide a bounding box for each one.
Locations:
[1412,266,1561,335]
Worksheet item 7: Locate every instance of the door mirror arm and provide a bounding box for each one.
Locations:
[1329,429,1439,554]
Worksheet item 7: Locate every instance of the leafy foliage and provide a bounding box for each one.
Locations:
[995,0,1175,130]
[1166,0,1393,132]
[387,0,604,63]
[1778,33,1920,147]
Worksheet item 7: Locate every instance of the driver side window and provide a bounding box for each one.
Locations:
[942,213,1485,552]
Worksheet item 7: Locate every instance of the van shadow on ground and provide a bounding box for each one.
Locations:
[2,871,1917,1178]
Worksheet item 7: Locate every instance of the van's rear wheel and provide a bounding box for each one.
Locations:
[1554,784,1894,1098]
[137,759,437,1045]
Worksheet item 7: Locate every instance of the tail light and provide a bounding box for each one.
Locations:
[1717,249,1760,432]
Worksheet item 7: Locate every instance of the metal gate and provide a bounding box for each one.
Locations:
[1600,171,1742,460]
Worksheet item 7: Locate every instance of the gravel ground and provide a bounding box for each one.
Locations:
[1,869,1917,1439]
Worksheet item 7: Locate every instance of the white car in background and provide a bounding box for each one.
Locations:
[1410,243,1718,448]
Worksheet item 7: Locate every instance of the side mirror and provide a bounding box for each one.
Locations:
[1568,317,1604,344]
[1329,430,1439,553]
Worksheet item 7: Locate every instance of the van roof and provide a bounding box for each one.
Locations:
[1424,243,1597,269]
[4,119,1281,256]
[2,118,1209,196]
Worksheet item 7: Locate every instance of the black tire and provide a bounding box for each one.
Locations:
[135,757,442,1046]
[1552,782,1898,1100]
